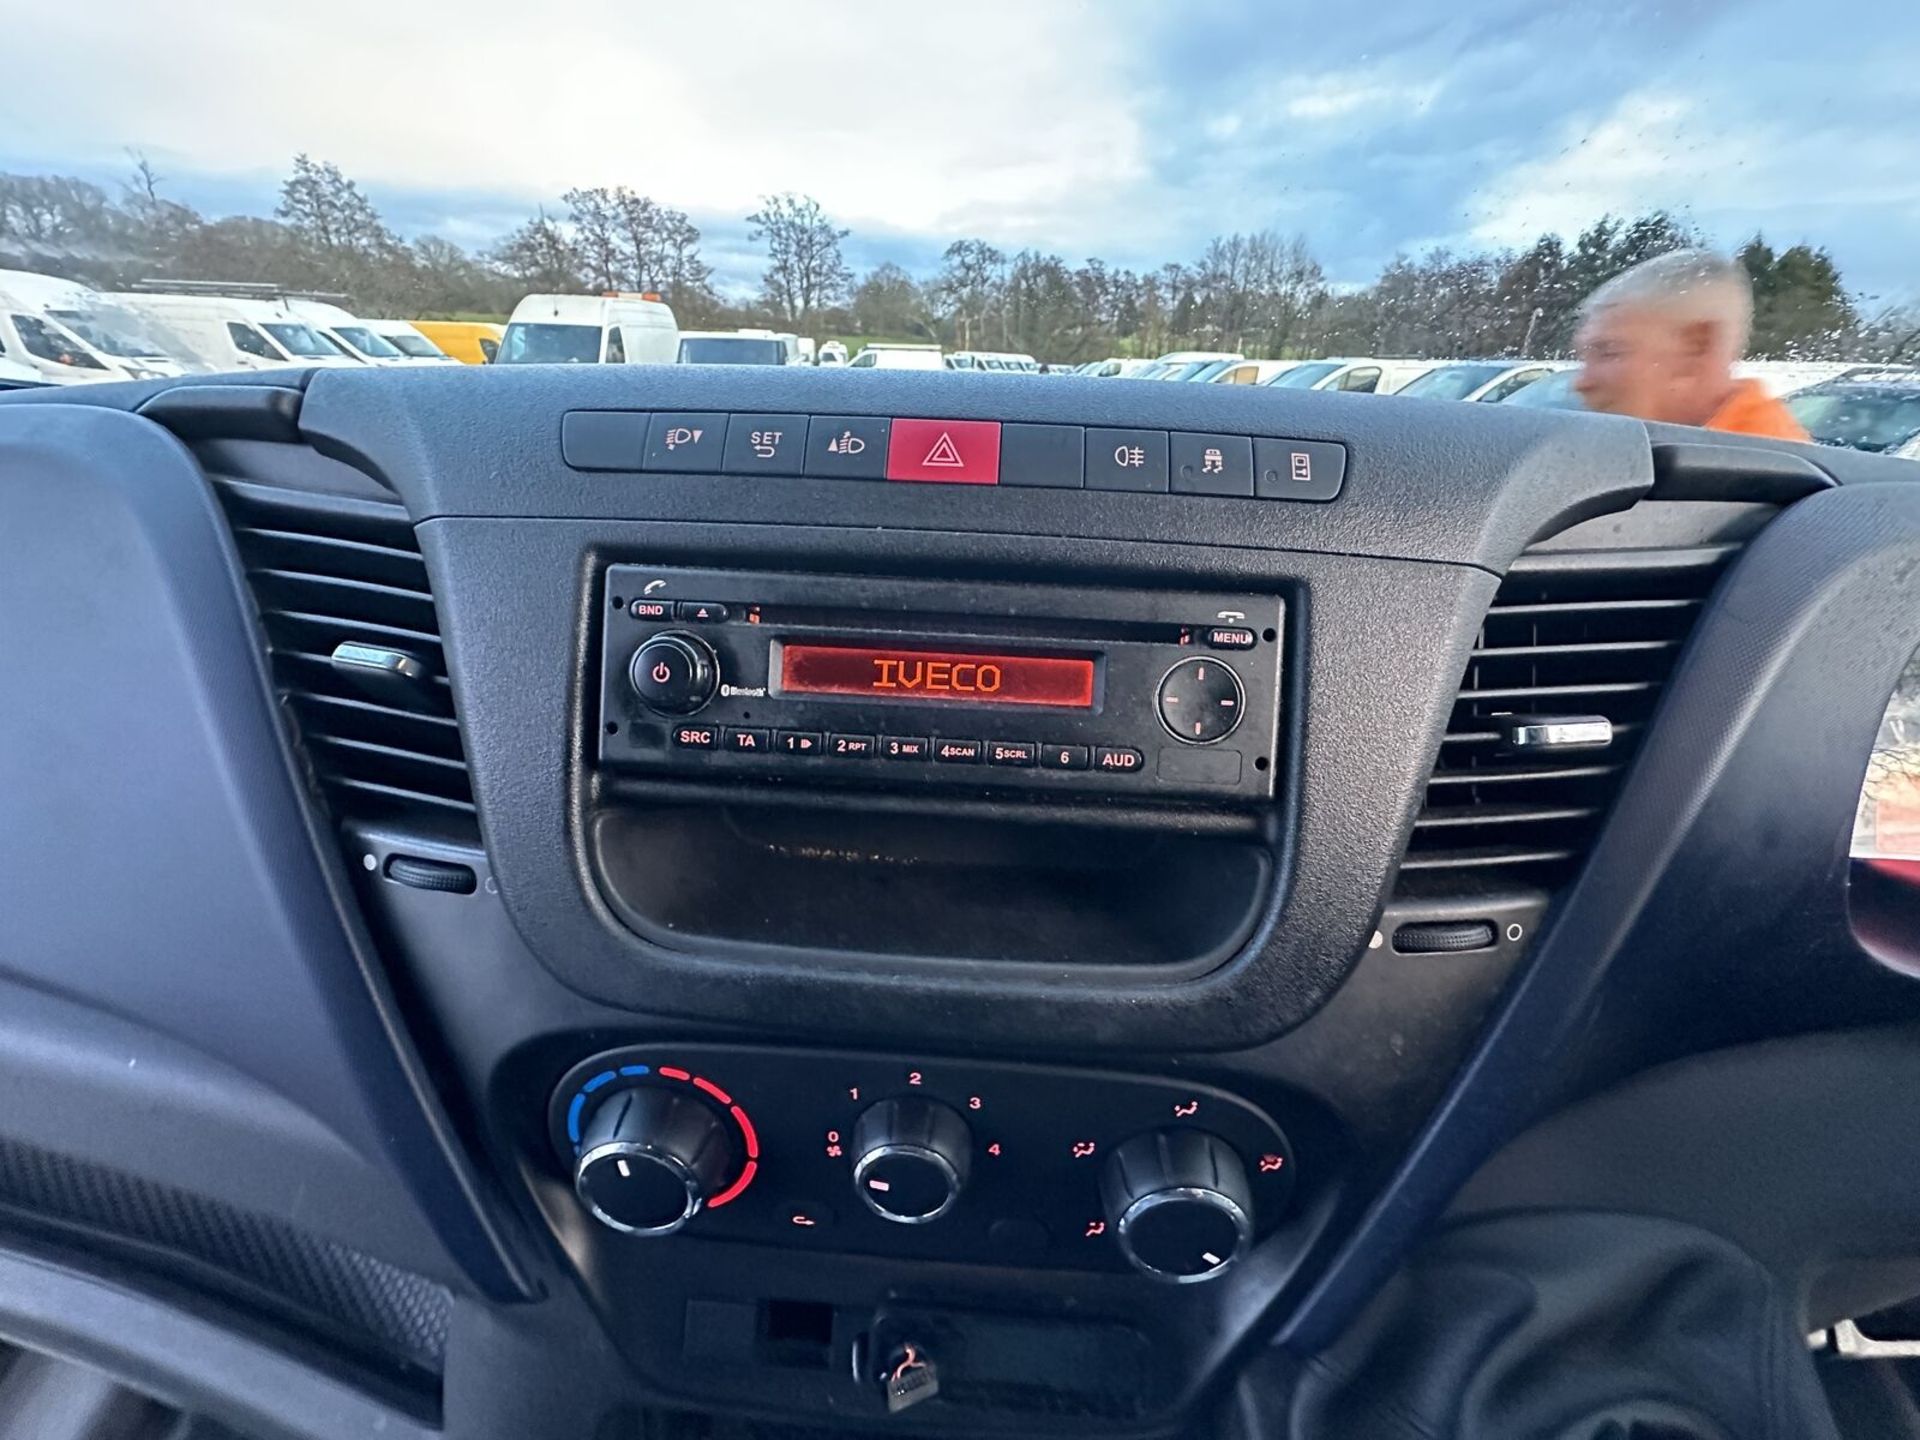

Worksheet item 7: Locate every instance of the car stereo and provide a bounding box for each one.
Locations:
[597,564,1283,802]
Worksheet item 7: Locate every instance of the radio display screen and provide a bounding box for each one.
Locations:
[777,643,1097,709]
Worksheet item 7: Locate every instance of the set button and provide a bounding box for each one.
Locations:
[722,414,808,474]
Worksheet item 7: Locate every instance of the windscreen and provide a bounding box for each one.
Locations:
[1788,388,1920,453]
[498,323,602,364]
[0,8,1910,407]
[47,305,172,359]
[1500,370,1584,409]
[261,322,347,358]
[1267,362,1339,389]
[677,337,786,364]
[1395,363,1510,400]
[383,331,445,358]
[331,324,403,358]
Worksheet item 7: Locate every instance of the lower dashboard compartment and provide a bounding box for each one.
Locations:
[590,802,1272,969]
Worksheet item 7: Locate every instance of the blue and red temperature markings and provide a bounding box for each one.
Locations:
[565,1062,761,1208]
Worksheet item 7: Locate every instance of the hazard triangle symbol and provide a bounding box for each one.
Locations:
[922,432,964,467]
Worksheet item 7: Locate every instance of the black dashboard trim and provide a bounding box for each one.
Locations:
[1280,478,1920,1353]
[0,401,528,1303]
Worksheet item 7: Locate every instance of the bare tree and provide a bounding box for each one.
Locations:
[276,154,397,261]
[490,209,581,292]
[932,239,1006,349]
[747,192,852,328]
[562,187,626,291]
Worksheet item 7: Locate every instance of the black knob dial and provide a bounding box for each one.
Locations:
[851,1098,972,1224]
[1101,1131,1254,1282]
[629,631,718,716]
[574,1086,741,1236]
[1156,657,1245,744]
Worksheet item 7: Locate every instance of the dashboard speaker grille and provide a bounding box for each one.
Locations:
[1398,544,1739,892]
[210,477,476,832]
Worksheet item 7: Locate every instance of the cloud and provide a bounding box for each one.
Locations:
[0,0,1149,249]
[1282,74,1445,122]
[0,0,1914,299]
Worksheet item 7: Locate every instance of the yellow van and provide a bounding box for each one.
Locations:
[411,321,504,365]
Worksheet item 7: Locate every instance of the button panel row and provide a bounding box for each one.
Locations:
[561,410,1346,501]
[671,724,1144,773]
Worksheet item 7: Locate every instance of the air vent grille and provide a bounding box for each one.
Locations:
[1398,546,1737,891]
[211,477,476,829]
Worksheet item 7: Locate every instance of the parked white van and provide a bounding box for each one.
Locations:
[286,300,413,366]
[0,270,190,383]
[497,293,679,365]
[366,319,458,363]
[848,343,945,370]
[949,351,1041,373]
[119,293,362,372]
[0,347,38,383]
[676,330,791,365]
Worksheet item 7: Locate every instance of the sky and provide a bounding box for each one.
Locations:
[3,0,1916,304]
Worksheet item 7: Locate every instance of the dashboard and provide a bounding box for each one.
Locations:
[3,366,1920,1438]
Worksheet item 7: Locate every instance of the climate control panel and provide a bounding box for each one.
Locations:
[549,1044,1296,1281]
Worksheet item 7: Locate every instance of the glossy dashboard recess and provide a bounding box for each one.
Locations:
[6,367,1920,1440]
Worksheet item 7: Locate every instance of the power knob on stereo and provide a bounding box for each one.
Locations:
[629,631,718,716]
[573,1087,741,1236]
[851,1098,972,1224]
[1101,1131,1254,1282]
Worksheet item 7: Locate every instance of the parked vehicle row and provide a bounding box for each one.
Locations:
[1788,369,1920,459]
[3,269,1910,462]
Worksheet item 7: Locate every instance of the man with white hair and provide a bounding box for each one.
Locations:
[1573,249,1809,440]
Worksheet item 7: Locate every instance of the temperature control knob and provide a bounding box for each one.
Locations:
[851,1098,972,1224]
[1101,1130,1253,1282]
[574,1086,740,1235]
[629,631,718,715]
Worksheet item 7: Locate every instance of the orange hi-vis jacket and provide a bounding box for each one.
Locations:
[1705,378,1810,441]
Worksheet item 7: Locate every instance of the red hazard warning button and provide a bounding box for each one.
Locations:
[885,418,1001,485]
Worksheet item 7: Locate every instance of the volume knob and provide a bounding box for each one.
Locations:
[629,631,718,715]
